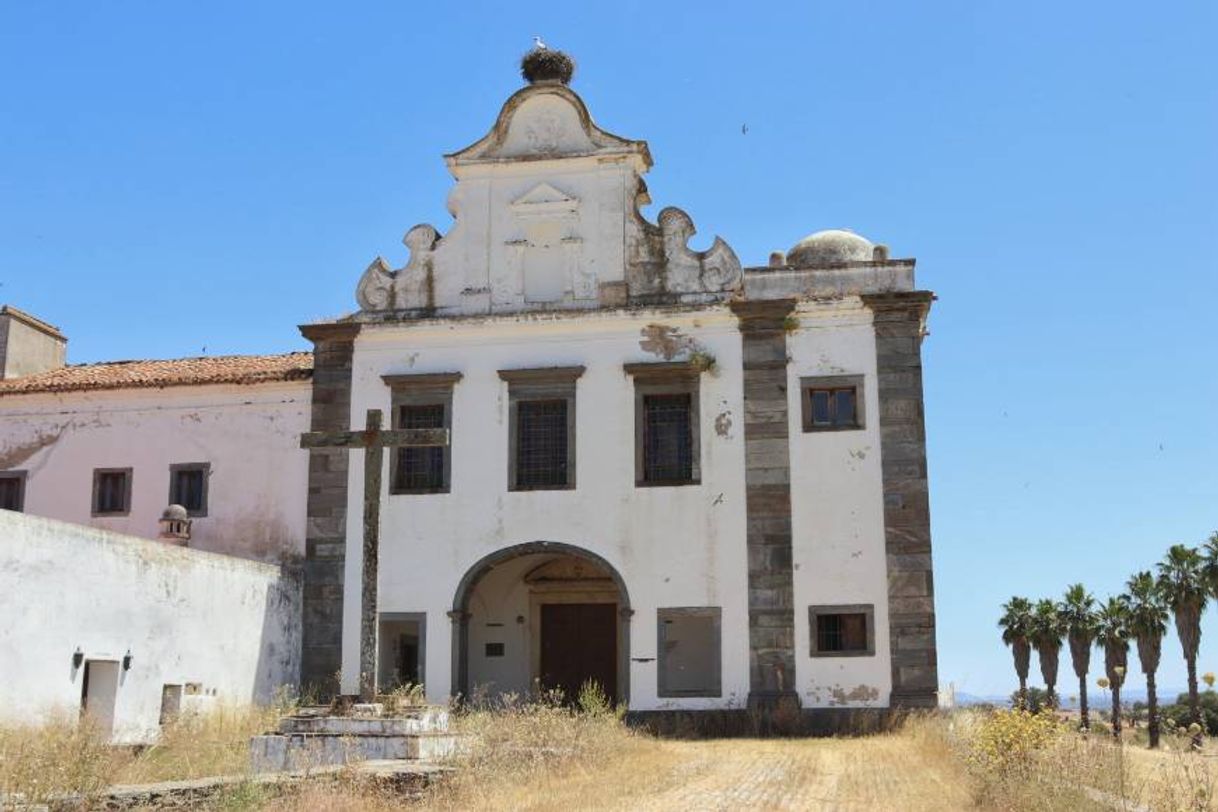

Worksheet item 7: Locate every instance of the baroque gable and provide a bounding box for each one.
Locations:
[352,76,741,318]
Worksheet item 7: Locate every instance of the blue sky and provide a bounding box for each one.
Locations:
[2,2,1215,697]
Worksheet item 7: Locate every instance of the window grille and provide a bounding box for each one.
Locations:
[395,404,446,491]
[643,393,693,483]
[816,612,868,653]
[515,399,568,488]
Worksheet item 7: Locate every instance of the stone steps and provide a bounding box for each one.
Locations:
[250,705,462,774]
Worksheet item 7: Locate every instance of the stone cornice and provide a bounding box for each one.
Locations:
[729,298,796,331]
[380,372,463,390]
[299,322,361,344]
[497,366,586,384]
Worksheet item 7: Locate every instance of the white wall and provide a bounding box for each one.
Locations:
[0,512,301,744]
[343,307,754,711]
[0,382,310,562]
[787,299,893,708]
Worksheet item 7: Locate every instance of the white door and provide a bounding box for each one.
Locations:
[81,660,120,739]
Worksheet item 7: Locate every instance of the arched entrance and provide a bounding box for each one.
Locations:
[451,542,631,704]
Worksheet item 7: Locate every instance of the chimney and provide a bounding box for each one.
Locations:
[158,504,192,546]
[0,306,67,380]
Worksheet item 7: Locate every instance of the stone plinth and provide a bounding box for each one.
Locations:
[250,706,460,773]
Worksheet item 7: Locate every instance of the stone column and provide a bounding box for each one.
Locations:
[862,292,939,708]
[731,299,800,709]
[299,322,360,697]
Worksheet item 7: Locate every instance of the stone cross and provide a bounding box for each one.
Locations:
[301,408,449,702]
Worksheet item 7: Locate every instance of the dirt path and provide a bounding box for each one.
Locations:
[627,736,972,812]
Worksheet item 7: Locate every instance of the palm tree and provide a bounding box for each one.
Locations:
[1126,571,1169,748]
[999,596,1034,709]
[1158,544,1207,741]
[1030,599,1064,708]
[1059,584,1098,730]
[1095,596,1130,741]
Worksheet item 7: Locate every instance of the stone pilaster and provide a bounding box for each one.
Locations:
[731,299,800,708]
[298,322,360,696]
[862,291,939,708]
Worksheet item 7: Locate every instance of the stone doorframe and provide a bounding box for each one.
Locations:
[449,541,633,704]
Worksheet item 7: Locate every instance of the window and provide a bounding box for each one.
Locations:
[809,604,875,657]
[625,362,702,486]
[395,404,446,491]
[92,468,132,516]
[500,367,583,491]
[0,471,26,512]
[658,607,721,697]
[169,463,209,516]
[382,372,461,495]
[801,375,865,432]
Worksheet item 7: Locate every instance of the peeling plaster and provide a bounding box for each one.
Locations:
[829,684,880,705]
[639,323,700,360]
[0,427,64,469]
[713,410,733,438]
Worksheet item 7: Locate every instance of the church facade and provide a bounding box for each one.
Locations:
[303,54,939,714]
[0,51,938,719]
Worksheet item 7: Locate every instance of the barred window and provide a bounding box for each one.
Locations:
[394,404,446,492]
[809,604,875,657]
[0,472,25,512]
[515,399,568,489]
[643,394,693,483]
[626,363,702,488]
[500,367,582,492]
[169,463,209,516]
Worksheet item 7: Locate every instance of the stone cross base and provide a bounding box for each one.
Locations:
[250,706,461,773]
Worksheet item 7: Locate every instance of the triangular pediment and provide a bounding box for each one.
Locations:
[511,183,578,210]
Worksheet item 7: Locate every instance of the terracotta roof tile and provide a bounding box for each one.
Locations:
[0,352,313,396]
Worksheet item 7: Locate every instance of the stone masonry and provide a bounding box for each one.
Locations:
[299,322,360,695]
[731,299,800,707]
[863,292,938,708]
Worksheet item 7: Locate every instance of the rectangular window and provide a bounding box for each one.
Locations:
[516,399,569,488]
[500,367,583,492]
[658,607,722,697]
[809,604,875,657]
[92,468,132,516]
[801,374,865,432]
[383,372,461,496]
[643,393,694,483]
[626,362,702,487]
[0,471,26,512]
[395,404,446,491]
[169,463,209,516]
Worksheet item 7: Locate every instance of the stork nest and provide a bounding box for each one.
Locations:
[521,48,575,85]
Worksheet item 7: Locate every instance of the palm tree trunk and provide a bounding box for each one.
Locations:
[1079,674,1089,730]
[1187,653,1202,748]
[1147,671,1159,749]
[1018,676,1027,710]
[1112,682,1121,741]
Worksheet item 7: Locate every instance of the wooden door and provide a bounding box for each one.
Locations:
[540,603,617,703]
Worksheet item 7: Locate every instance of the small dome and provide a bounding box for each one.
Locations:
[787,229,875,266]
[161,504,189,521]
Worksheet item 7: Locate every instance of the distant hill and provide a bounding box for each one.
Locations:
[952,687,1188,708]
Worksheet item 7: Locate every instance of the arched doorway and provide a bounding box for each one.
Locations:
[451,542,631,704]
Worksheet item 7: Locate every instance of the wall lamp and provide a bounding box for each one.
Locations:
[122,650,133,672]
[72,647,84,669]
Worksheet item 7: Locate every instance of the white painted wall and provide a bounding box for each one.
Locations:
[787,299,893,708]
[342,307,752,710]
[0,512,301,744]
[0,382,310,562]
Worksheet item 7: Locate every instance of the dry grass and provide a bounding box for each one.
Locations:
[8,699,1218,811]
[0,703,279,805]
